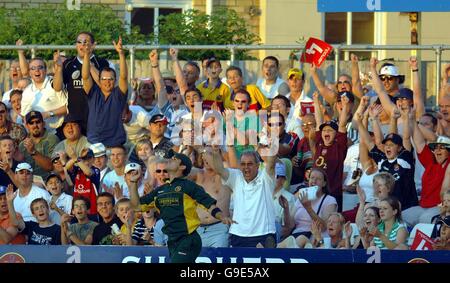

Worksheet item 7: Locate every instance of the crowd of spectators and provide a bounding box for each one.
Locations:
[0,31,449,254]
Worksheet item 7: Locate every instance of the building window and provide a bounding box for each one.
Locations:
[131,8,182,35]
[325,12,374,58]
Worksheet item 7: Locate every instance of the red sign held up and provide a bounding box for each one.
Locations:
[410,230,435,251]
[300,37,333,67]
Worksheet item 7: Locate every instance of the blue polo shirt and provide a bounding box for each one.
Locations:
[86,84,127,147]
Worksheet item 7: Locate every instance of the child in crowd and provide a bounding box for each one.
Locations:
[65,148,101,215]
[46,173,73,225]
[7,189,61,245]
[132,208,167,246]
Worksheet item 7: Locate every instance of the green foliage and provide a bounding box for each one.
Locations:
[155,8,260,60]
[0,6,259,60]
[0,5,146,59]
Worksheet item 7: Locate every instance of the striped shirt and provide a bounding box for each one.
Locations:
[373,220,407,249]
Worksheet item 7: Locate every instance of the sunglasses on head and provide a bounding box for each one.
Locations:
[380,76,395,82]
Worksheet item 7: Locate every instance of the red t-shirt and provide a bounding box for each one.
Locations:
[73,172,98,214]
[313,131,348,196]
[418,145,449,208]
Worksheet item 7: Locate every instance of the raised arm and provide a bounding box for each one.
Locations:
[149,50,168,109]
[113,36,128,94]
[388,106,400,135]
[338,95,350,133]
[6,185,25,232]
[441,165,450,198]
[400,106,413,152]
[310,64,337,105]
[169,48,188,97]
[412,115,426,154]
[368,104,386,148]
[204,147,230,181]
[355,111,375,151]
[16,39,29,77]
[313,91,323,131]
[409,56,425,119]
[369,57,395,115]
[82,44,94,94]
[52,51,64,92]
[350,54,364,99]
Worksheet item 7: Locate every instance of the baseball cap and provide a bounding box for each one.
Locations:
[62,114,82,128]
[150,113,168,124]
[394,88,413,101]
[45,173,61,184]
[275,162,286,178]
[428,135,450,151]
[319,120,338,132]
[287,68,303,80]
[124,163,141,174]
[25,111,43,124]
[206,57,221,68]
[80,148,94,160]
[336,91,355,103]
[15,162,33,173]
[0,185,6,195]
[51,151,60,162]
[90,143,106,158]
[379,64,405,84]
[172,152,192,176]
[382,133,403,146]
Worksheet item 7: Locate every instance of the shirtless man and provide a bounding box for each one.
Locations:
[189,147,231,248]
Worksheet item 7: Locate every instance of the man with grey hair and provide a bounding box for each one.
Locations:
[207,146,278,248]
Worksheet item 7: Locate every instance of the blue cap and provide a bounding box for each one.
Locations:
[0,185,6,195]
[395,88,413,101]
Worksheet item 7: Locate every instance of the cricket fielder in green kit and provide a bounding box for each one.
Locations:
[128,152,235,263]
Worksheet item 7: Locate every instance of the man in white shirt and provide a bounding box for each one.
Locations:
[20,56,68,132]
[209,147,277,248]
[12,163,51,222]
[101,145,128,199]
[256,56,289,100]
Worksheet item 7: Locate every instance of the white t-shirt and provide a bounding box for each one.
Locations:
[256,77,288,99]
[21,76,68,130]
[13,185,51,222]
[102,170,128,200]
[223,168,276,237]
[123,105,151,144]
[49,192,73,225]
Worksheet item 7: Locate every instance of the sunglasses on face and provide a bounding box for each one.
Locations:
[155,169,168,173]
[30,66,45,71]
[380,76,395,82]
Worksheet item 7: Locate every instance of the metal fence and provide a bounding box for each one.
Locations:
[1,43,449,106]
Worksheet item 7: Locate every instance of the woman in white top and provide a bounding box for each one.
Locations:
[278,168,337,248]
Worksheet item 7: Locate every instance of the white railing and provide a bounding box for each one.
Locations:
[1,44,449,105]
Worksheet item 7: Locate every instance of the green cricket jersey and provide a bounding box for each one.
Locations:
[139,177,216,241]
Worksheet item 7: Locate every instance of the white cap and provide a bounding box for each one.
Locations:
[89,143,106,157]
[379,65,401,76]
[15,162,33,173]
[124,163,141,174]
